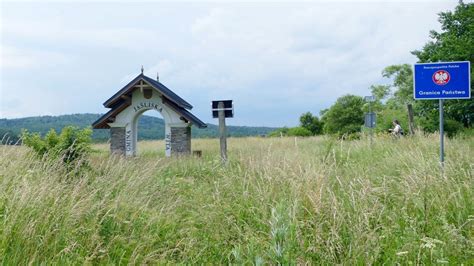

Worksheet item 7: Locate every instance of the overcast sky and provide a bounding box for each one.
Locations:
[0,1,460,127]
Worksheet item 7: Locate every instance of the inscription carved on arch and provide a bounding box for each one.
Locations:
[133,102,163,113]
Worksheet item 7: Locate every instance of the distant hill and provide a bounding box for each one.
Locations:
[0,113,277,144]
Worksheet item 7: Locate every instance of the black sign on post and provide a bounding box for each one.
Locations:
[212,100,233,165]
[212,100,234,118]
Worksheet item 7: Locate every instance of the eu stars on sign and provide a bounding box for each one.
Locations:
[413,61,471,100]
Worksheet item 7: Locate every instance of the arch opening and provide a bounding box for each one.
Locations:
[131,108,170,156]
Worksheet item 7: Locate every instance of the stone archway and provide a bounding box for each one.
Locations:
[131,109,168,156]
[92,71,206,157]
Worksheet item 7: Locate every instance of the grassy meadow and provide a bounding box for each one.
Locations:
[0,135,473,264]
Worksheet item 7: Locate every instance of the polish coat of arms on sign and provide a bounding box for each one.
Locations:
[432,70,450,85]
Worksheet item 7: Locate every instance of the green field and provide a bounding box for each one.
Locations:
[1,135,473,264]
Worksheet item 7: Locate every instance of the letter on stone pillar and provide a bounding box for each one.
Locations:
[170,126,191,156]
[110,127,126,155]
[165,125,171,157]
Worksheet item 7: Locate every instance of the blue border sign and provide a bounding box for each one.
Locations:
[413,61,471,100]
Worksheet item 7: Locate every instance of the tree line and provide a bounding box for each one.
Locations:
[0,114,277,145]
[271,2,473,138]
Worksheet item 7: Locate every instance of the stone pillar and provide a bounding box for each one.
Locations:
[110,127,126,155]
[170,126,191,156]
[165,125,171,157]
[125,124,134,157]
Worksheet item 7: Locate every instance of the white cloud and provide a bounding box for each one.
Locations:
[2,19,162,51]
[0,1,459,126]
[0,46,71,69]
[147,2,454,117]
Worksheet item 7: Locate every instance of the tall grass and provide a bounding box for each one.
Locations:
[0,135,472,264]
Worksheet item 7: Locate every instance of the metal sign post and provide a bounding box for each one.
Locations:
[364,112,376,145]
[413,61,471,166]
[439,99,444,164]
[364,95,376,145]
[212,100,234,164]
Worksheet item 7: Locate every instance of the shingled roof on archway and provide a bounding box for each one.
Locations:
[92,73,207,129]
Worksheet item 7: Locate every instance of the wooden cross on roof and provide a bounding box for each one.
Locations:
[136,80,149,93]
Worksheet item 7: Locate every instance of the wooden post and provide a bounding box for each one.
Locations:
[218,101,227,164]
[407,103,415,135]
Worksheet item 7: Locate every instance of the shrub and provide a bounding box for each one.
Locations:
[268,127,312,137]
[22,126,92,164]
[444,119,464,137]
[340,132,361,140]
[418,117,465,138]
[287,127,312,137]
[456,127,474,139]
[268,127,289,137]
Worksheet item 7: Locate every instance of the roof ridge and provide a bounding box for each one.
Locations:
[103,74,193,110]
[141,75,193,109]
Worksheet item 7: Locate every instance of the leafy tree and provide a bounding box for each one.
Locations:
[412,1,473,63]
[367,67,413,133]
[0,114,276,141]
[374,108,408,134]
[370,84,391,101]
[366,2,473,135]
[412,1,474,127]
[319,108,329,117]
[321,95,364,136]
[382,64,414,107]
[22,126,92,164]
[299,112,323,135]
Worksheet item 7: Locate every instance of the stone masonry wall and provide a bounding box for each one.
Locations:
[110,127,126,155]
[170,126,191,155]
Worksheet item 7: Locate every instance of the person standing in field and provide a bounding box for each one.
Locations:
[389,120,403,137]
